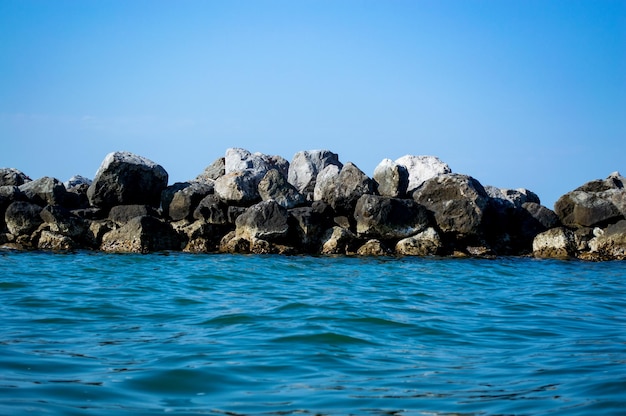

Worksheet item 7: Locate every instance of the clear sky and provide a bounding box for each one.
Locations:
[1,0,624,208]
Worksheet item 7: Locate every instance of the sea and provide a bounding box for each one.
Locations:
[0,251,624,416]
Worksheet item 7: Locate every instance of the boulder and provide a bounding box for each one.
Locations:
[0,168,31,186]
[64,175,92,190]
[395,227,442,256]
[162,181,214,221]
[532,227,577,258]
[313,164,340,202]
[413,173,490,240]
[235,200,290,243]
[224,148,285,176]
[288,201,334,250]
[258,169,305,209]
[354,194,431,240]
[219,231,251,254]
[320,226,356,255]
[395,155,451,193]
[193,194,229,224]
[373,158,409,198]
[356,239,391,256]
[87,151,168,209]
[485,186,540,208]
[288,150,343,199]
[4,201,43,236]
[554,172,626,228]
[1,186,25,213]
[195,157,225,182]
[214,171,261,205]
[40,205,88,239]
[38,230,77,251]
[19,177,69,207]
[176,220,223,253]
[108,205,160,224]
[100,216,180,253]
[587,220,626,260]
[323,162,376,215]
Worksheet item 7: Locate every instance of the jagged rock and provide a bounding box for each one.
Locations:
[356,239,391,256]
[587,220,626,260]
[227,206,247,224]
[38,230,77,251]
[320,226,356,255]
[555,172,626,228]
[19,177,70,207]
[395,155,451,192]
[108,205,160,224]
[288,150,343,199]
[395,227,442,256]
[176,220,223,253]
[485,186,540,208]
[258,169,305,209]
[71,207,106,220]
[85,220,115,249]
[193,194,229,224]
[5,201,43,236]
[64,175,92,190]
[219,231,250,254]
[313,164,340,202]
[532,227,577,258]
[214,171,261,205]
[235,200,290,242]
[195,157,225,182]
[0,168,31,186]
[413,173,490,241]
[87,151,168,209]
[288,201,334,250]
[323,162,375,215]
[1,186,25,221]
[40,205,88,239]
[373,159,409,198]
[162,182,214,221]
[354,194,430,239]
[100,216,180,253]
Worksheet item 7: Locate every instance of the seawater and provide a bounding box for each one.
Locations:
[1,252,625,415]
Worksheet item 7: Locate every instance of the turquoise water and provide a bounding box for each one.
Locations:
[0,252,625,415]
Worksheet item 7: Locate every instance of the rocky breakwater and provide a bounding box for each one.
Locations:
[1,149,624,260]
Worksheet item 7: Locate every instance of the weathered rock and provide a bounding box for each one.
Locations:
[195,157,225,182]
[162,182,214,221]
[64,175,92,190]
[214,171,261,205]
[288,150,343,199]
[108,205,160,224]
[100,216,180,253]
[325,162,376,215]
[532,227,577,258]
[225,148,272,176]
[395,227,442,256]
[235,200,290,242]
[193,194,229,224]
[485,186,540,208]
[395,155,451,192]
[413,173,490,240]
[85,220,115,249]
[227,206,248,224]
[373,158,409,198]
[354,194,431,240]
[313,164,340,202]
[87,151,168,209]
[587,220,626,260]
[219,231,250,254]
[38,230,77,251]
[288,202,334,250]
[5,201,43,236]
[0,168,31,186]
[176,220,223,253]
[258,169,305,209]
[40,205,88,239]
[1,186,24,212]
[555,172,626,228]
[356,239,391,256]
[320,226,356,255]
[19,177,69,207]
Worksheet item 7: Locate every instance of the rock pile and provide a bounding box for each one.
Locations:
[1,149,624,260]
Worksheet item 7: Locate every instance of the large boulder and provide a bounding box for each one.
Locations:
[19,177,70,207]
[0,168,31,186]
[193,194,229,224]
[288,150,343,199]
[587,220,626,260]
[320,226,356,255]
[1,186,25,218]
[313,165,340,202]
[532,227,577,258]
[321,162,376,215]
[373,158,409,198]
[288,201,334,251]
[4,201,43,236]
[214,171,261,205]
[413,173,490,240]
[395,155,451,193]
[162,182,214,221]
[87,151,168,209]
[234,200,290,243]
[40,205,88,239]
[554,172,626,228]
[395,227,442,256]
[108,204,160,225]
[64,175,92,190]
[354,194,431,240]
[100,216,180,253]
[258,169,305,209]
[224,148,288,178]
[195,157,225,182]
[356,239,391,256]
[38,231,77,251]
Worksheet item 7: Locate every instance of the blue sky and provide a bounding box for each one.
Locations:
[1,0,624,208]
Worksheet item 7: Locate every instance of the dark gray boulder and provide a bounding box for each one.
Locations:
[413,173,490,241]
[0,168,31,186]
[108,205,160,224]
[100,216,181,253]
[288,150,343,199]
[325,162,376,215]
[288,201,334,250]
[193,194,229,224]
[162,181,214,221]
[195,157,225,182]
[87,151,168,209]
[373,158,409,198]
[258,169,305,209]
[19,177,69,207]
[320,226,357,255]
[5,201,43,236]
[40,205,88,239]
[354,194,431,240]
[235,200,290,243]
